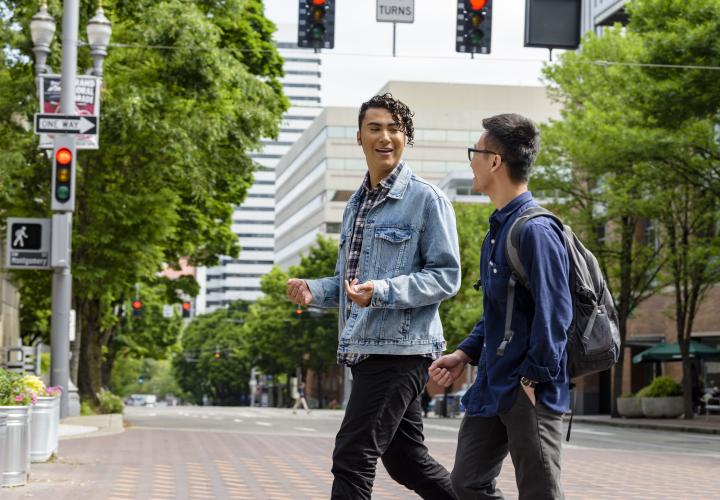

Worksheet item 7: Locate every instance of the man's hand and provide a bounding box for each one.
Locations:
[344,278,373,307]
[429,350,471,388]
[287,278,313,306]
[521,383,536,407]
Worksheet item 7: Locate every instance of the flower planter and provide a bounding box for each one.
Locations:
[640,396,684,418]
[31,397,57,463]
[616,397,644,418]
[0,413,7,483]
[0,405,31,487]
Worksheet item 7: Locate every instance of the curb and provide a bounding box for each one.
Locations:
[570,416,720,435]
[59,413,125,440]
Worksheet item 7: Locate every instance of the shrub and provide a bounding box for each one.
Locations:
[97,388,124,414]
[636,376,683,398]
[80,400,96,416]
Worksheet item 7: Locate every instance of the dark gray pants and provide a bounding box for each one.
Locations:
[331,355,457,500]
[451,389,564,500]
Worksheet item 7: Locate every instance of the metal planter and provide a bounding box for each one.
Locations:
[31,397,58,463]
[0,413,7,483]
[0,405,31,487]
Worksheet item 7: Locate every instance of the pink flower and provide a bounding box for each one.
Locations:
[15,395,23,402]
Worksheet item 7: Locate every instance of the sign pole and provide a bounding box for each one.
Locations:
[50,0,79,419]
[392,22,396,57]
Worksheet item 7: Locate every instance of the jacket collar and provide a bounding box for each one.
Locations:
[489,191,533,226]
[349,161,411,205]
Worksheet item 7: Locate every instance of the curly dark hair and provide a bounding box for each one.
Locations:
[358,93,415,145]
[482,113,540,183]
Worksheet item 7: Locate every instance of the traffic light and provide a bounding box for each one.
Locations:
[295,306,304,318]
[298,0,335,50]
[182,301,192,318]
[214,350,222,360]
[131,299,143,317]
[51,135,77,211]
[456,0,493,55]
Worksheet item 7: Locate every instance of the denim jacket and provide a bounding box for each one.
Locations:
[305,164,461,355]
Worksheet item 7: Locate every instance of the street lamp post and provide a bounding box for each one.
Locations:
[30,1,111,418]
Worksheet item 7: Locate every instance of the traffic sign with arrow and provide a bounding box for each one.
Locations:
[34,114,98,135]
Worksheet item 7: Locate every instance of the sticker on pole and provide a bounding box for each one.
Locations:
[5,217,51,270]
[377,0,414,23]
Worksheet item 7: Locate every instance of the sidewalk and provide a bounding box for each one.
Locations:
[59,412,124,440]
[570,414,720,434]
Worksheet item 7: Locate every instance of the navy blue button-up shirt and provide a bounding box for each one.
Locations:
[459,192,572,416]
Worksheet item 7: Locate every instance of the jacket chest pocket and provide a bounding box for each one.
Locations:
[371,226,413,279]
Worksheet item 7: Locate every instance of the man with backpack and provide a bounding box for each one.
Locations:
[429,113,572,500]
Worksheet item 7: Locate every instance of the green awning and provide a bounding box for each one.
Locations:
[632,340,720,364]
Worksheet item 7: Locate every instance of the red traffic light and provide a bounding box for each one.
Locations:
[132,300,142,310]
[182,302,191,312]
[295,307,303,316]
[312,0,326,5]
[55,147,73,165]
[469,0,488,11]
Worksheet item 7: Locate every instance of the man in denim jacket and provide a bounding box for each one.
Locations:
[430,114,572,500]
[287,93,461,500]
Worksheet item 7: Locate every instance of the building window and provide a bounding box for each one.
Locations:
[326,223,341,234]
[332,190,355,202]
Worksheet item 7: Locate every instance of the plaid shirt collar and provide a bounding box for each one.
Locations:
[361,162,404,196]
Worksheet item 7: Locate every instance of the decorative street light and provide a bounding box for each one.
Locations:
[29,2,56,76]
[86,5,112,77]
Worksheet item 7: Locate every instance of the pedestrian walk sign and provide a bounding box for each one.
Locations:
[5,217,51,269]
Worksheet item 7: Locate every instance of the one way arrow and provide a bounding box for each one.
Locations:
[34,114,98,135]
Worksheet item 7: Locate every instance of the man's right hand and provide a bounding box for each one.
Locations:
[287,278,313,305]
[429,350,471,388]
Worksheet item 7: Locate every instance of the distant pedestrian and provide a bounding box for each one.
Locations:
[421,386,432,418]
[292,382,310,415]
[287,93,460,500]
[430,114,571,499]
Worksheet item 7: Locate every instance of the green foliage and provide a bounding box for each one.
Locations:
[97,388,124,414]
[173,301,252,405]
[439,203,494,350]
[0,369,37,406]
[110,357,185,400]
[0,0,288,399]
[80,400,97,416]
[636,376,683,399]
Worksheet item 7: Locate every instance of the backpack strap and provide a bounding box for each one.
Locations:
[497,206,563,357]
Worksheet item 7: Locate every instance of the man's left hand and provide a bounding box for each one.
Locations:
[521,383,536,407]
[344,278,374,307]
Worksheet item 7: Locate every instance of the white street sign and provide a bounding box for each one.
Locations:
[163,304,174,318]
[5,217,51,270]
[377,0,415,23]
[69,309,76,342]
[35,114,98,135]
[38,74,100,150]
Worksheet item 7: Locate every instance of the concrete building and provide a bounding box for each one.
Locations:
[201,31,322,313]
[274,81,560,269]
[581,0,629,34]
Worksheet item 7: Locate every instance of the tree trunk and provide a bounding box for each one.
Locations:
[680,340,694,419]
[316,371,324,409]
[77,298,103,404]
[612,216,634,417]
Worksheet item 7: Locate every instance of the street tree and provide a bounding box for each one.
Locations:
[0,0,288,403]
[537,27,667,416]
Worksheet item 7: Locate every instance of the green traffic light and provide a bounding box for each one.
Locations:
[310,24,325,40]
[56,185,70,201]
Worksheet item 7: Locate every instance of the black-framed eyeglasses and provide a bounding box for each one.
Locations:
[468,148,498,162]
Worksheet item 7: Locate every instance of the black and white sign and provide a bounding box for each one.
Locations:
[377,0,414,23]
[35,114,98,135]
[6,217,51,269]
[38,74,100,150]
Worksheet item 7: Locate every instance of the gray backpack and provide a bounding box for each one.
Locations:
[499,206,621,379]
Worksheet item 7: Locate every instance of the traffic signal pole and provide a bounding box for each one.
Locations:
[50,0,79,418]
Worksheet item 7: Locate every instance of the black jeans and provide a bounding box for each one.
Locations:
[451,389,564,500]
[331,355,457,500]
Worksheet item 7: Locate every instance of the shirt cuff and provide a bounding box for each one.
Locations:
[305,279,325,306]
[518,357,559,384]
[457,339,482,366]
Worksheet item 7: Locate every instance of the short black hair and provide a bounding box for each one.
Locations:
[358,93,415,145]
[482,113,539,183]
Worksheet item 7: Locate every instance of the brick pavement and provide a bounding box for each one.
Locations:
[4,427,719,499]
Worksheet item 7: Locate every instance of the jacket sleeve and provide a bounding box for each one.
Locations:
[305,239,344,309]
[458,319,485,365]
[517,220,572,383]
[369,195,461,309]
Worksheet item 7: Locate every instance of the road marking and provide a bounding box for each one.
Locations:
[233,419,244,423]
[149,413,157,417]
[213,417,223,420]
[201,415,208,419]
[294,427,316,432]
[570,428,614,436]
[256,421,272,427]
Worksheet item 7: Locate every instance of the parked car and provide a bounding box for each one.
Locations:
[125,394,157,407]
[428,389,467,417]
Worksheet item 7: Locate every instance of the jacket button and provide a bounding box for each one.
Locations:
[491,239,495,245]
[493,269,497,274]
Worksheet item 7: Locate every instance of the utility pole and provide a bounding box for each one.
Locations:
[49,0,79,418]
